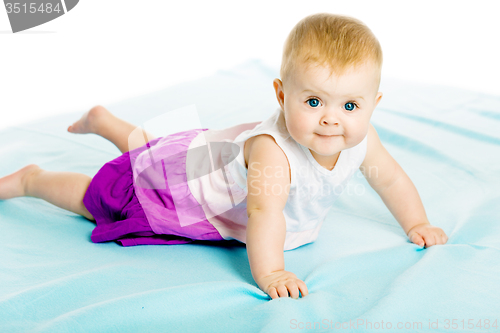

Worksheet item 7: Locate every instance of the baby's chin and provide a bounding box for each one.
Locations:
[343,135,367,149]
[318,134,364,153]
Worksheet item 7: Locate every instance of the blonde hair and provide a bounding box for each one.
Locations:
[280,13,383,90]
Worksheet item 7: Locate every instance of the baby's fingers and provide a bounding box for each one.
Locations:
[422,233,437,247]
[410,233,425,247]
[268,281,308,299]
[285,281,300,299]
[276,285,290,298]
[268,287,279,300]
[441,233,448,244]
[296,279,309,297]
[267,285,287,299]
[423,230,447,247]
[432,231,448,245]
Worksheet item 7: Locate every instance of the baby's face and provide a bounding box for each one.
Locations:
[275,61,383,167]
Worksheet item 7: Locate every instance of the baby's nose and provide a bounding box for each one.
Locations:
[321,118,339,125]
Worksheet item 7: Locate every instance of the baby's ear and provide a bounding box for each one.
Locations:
[374,92,383,107]
[273,79,285,109]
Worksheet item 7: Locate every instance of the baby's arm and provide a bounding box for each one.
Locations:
[245,134,308,299]
[360,124,448,248]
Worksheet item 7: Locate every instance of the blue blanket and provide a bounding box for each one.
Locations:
[1,59,499,333]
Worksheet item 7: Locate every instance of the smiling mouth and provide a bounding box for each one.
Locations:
[316,133,338,137]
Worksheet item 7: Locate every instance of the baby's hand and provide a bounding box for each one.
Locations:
[256,270,308,300]
[407,222,448,248]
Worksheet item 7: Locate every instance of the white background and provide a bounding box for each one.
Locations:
[1,0,499,131]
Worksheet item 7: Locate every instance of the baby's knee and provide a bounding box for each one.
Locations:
[81,205,95,222]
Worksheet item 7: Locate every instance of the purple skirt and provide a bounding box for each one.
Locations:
[83,128,228,247]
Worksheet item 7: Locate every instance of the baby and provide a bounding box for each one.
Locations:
[0,13,448,300]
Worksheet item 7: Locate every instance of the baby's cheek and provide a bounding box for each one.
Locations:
[286,117,305,138]
[346,127,368,147]
[296,121,310,135]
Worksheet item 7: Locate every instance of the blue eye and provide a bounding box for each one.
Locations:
[307,98,320,107]
[345,102,357,111]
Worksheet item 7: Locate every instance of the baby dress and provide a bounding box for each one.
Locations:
[83,107,368,249]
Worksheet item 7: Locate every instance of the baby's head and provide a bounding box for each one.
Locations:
[273,13,384,162]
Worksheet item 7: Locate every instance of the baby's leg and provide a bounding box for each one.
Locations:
[68,105,156,154]
[0,164,95,221]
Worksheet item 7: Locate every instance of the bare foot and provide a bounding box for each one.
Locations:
[0,164,41,200]
[67,105,111,135]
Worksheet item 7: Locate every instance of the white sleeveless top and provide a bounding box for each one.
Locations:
[186,107,368,250]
